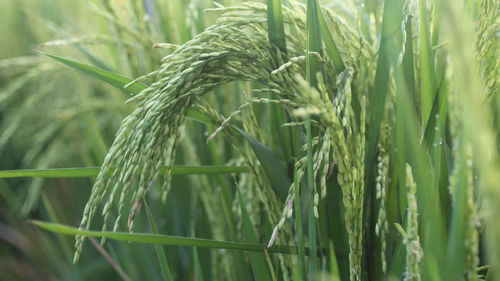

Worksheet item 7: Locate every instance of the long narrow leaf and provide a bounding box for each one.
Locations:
[32,221,318,256]
[316,2,345,74]
[43,52,208,125]
[293,165,306,281]
[0,165,249,179]
[266,0,287,53]
[43,52,147,95]
[237,189,272,281]
[306,0,323,88]
[418,0,437,128]
[145,201,173,281]
[306,0,322,277]
[365,0,404,279]
[365,0,401,181]
[233,126,290,201]
[445,136,467,281]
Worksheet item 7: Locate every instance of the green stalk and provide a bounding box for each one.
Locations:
[294,165,306,281]
[305,0,322,278]
[306,115,317,279]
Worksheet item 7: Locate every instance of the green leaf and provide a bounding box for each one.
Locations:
[42,52,147,95]
[0,165,249,179]
[232,126,290,201]
[293,165,307,281]
[144,201,173,281]
[316,2,345,74]
[306,0,323,88]
[422,83,448,150]
[329,240,340,280]
[43,52,211,126]
[266,0,287,53]
[393,24,447,281]
[445,136,467,281]
[237,189,272,281]
[32,221,317,256]
[418,0,437,128]
[306,0,321,277]
[365,0,401,182]
[364,5,404,278]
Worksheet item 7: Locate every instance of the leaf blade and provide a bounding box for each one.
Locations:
[232,126,291,201]
[144,201,173,281]
[316,3,345,74]
[43,52,147,95]
[266,0,287,53]
[0,165,249,179]
[237,189,272,281]
[32,221,317,256]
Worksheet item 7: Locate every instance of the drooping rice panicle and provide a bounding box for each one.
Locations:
[74,3,373,266]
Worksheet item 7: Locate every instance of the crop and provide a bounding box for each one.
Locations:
[1,0,500,280]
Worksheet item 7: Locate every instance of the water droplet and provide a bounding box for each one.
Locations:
[439,138,443,145]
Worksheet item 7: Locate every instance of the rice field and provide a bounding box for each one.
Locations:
[0,0,499,280]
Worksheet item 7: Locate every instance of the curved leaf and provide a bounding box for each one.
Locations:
[32,221,317,256]
[232,126,290,201]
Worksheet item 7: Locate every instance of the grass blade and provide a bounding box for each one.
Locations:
[233,126,291,201]
[418,0,437,128]
[293,165,306,281]
[306,0,323,88]
[305,113,317,279]
[32,221,318,256]
[316,2,345,74]
[305,0,322,278]
[43,53,211,125]
[266,0,287,53]
[0,165,249,179]
[237,189,272,281]
[393,27,447,281]
[144,201,173,281]
[329,240,340,280]
[365,0,404,279]
[42,52,147,95]
[365,0,401,181]
[445,138,467,281]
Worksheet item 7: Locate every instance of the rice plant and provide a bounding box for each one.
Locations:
[1,0,500,280]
